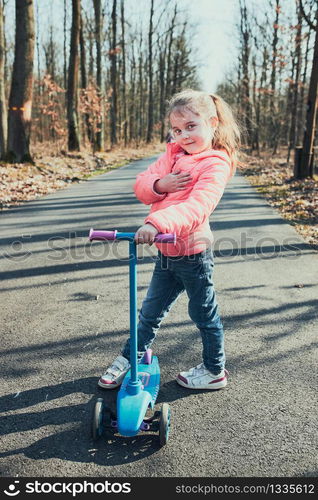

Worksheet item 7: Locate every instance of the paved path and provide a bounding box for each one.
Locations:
[0,157,317,477]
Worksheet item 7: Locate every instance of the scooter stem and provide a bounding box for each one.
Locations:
[127,239,142,395]
[89,228,176,396]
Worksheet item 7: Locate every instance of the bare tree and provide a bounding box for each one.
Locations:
[239,0,252,148]
[110,0,117,146]
[146,0,154,143]
[93,0,103,150]
[7,0,35,162]
[34,0,43,143]
[64,0,67,90]
[268,0,280,152]
[298,25,311,145]
[79,12,87,90]
[43,26,57,81]
[137,32,143,141]
[128,33,136,142]
[79,9,93,144]
[120,0,127,145]
[67,0,80,151]
[287,2,302,163]
[296,0,318,178]
[158,31,167,142]
[251,54,259,153]
[165,4,177,102]
[0,0,7,159]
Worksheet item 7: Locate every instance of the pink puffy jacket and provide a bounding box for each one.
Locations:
[133,142,232,256]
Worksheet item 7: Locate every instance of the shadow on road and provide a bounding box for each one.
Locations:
[0,375,202,468]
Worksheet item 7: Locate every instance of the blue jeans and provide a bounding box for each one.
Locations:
[122,249,225,375]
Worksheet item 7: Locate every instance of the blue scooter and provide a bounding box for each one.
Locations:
[89,229,176,446]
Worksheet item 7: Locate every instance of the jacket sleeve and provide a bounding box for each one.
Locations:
[133,152,170,205]
[144,157,231,234]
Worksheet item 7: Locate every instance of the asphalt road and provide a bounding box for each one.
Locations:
[0,156,317,478]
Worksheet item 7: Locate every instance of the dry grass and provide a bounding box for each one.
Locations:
[238,149,318,249]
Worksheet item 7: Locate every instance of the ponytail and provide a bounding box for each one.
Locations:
[210,94,241,173]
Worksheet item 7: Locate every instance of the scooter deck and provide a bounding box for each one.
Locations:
[117,356,160,437]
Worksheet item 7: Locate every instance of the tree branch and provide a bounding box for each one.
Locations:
[299,0,317,31]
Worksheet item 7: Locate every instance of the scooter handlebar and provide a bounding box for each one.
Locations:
[89,228,176,244]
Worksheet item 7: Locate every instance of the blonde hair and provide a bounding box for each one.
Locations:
[167,89,241,172]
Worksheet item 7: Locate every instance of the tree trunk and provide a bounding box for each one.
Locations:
[120,0,127,146]
[35,0,43,143]
[252,56,259,153]
[269,0,280,151]
[137,33,143,141]
[298,28,311,145]
[286,46,296,163]
[288,3,302,162]
[146,0,154,143]
[110,0,117,146]
[159,33,167,142]
[87,21,94,80]
[129,36,136,142]
[299,19,318,177]
[171,38,179,95]
[79,10,92,145]
[44,26,56,81]
[0,0,7,159]
[93,0,103,150]
[79,12,87,91]
[272,42,284,155]
[165,4,177,102]
[296,2,318,178]
[64,0,67,90]
[239,0,252,148]
[67,0,80,151]
[256,45,268,153]
[7,0,35,163]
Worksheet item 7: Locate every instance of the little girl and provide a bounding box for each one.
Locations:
[99,89,240,390]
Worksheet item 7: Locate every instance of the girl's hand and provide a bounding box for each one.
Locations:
[135,223,159,245]
[154,170,192,193]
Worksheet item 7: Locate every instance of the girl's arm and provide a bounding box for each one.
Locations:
[133,153,170,205]
[144,157,231,234]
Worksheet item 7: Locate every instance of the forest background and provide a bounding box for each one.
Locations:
[0,0,317,248]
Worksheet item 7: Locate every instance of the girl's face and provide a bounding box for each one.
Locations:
[170,108,217,154]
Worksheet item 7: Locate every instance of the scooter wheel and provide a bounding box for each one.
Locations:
[159,403,171,447]
[92,398,104,441]
[142,348,153,365]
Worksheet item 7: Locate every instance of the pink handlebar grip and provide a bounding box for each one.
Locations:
[154,233,176,245]
[89,229,117,241]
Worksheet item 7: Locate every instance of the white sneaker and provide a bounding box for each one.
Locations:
[177,363,228,390]
[98,355,130,389]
